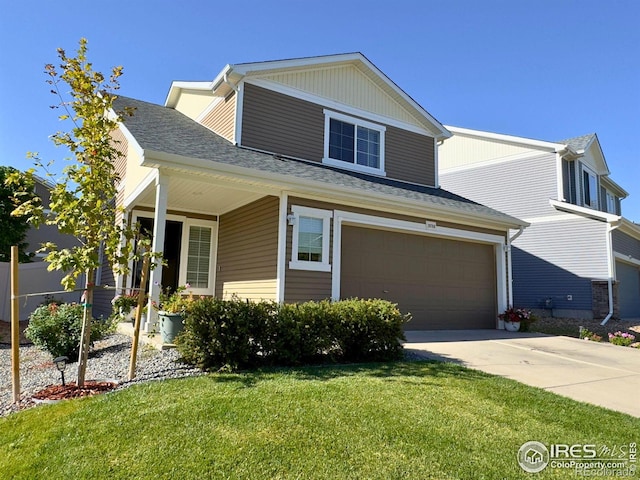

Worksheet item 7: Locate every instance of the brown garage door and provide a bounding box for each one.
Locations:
[341,225,497,329]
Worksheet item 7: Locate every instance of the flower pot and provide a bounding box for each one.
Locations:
[504,320,521,332]
[159,311,184,344]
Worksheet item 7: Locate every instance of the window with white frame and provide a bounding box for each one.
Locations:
[582,167,598,208]
[186,225,212,289]
[605,191,617,214]
[289,206,332,272]
[323,110,385,175]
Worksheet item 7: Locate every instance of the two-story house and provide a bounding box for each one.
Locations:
[439,127,640,321]
[97,53,527,333]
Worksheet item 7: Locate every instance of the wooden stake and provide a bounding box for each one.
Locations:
[10,246,20,403]
[129,254,150,380]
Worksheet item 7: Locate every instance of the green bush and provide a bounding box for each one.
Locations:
[25,303,116,361]
[175,297,408,371]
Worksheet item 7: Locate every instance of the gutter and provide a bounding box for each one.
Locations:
[601,220,622,325]
[507,227,525,307]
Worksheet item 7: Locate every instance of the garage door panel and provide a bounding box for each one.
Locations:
[617,261,640,319]
[341,226,497,330]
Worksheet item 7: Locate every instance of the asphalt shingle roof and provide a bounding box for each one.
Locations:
[113,95,524,227]
[559,133,597,152]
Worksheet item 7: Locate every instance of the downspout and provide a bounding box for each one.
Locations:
[507,226,525,307]
[601,220,621,325]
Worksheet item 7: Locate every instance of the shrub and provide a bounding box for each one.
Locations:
[175,297,408,371]
[608,331,635,347]
[25,303,116,361]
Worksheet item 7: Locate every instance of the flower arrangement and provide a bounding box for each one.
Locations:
[498,307,537,332]
[111,293,139,312]
[155,284,195,314]
[608,331,635,347]
[498,307,533,323]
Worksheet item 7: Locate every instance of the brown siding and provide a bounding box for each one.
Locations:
[241,83,324,161]
[215,196,279,300]
[201,92,236,142]
[386,126,435,186]
[242,84,437,186]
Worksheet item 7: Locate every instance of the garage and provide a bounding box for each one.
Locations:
[340,225,497,329]
[616,260,640,319]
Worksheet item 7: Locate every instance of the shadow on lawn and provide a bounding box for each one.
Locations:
[207,360,489,388]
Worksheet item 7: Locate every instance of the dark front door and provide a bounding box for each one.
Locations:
[134,217,183,293]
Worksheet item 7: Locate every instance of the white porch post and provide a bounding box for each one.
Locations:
[147,173,169,333]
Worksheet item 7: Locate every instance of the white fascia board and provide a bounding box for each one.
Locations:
[249,78,432,137]
[549,199,621,223]
[165,81,215,108]
[618,217,640,239]
[600,176,629,198]
[228,53,450,139]
[445,125,569,153]
[141,149,527,231]
[115,122,144,160]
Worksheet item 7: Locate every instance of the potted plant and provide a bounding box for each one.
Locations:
[111,293,139,323]
[498,307,535,332]
[156,284,194,344]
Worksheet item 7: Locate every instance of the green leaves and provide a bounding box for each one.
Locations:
[10,38,146,289]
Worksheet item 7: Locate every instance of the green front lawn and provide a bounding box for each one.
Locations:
[1,361,638,479]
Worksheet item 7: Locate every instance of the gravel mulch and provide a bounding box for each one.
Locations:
[531,316,640,340]
[0,333,203,417]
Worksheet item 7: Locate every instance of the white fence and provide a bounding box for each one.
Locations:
[0,262,84,322]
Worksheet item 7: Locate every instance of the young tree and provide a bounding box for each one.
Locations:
[0,166,37,263]
[9,38,148,385]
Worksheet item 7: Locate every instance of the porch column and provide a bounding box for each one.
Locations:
[146,173,169,333]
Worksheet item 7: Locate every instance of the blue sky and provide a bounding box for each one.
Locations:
[1,0,639,221]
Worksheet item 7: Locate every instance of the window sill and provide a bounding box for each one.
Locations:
[322,157,386,177]
[289,260,331,273]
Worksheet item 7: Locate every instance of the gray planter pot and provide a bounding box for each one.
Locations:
[159,312,184,344]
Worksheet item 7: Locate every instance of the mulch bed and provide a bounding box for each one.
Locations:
[32,381,117,402]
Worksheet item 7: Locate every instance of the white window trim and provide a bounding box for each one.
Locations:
[605,190,617,214]
[289,205,332,272]
[581,163,599,209]
[178,219,218,296]
[322,109,386,176]
[129,211,217,295]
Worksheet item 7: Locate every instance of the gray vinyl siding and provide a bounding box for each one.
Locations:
[241,83,437,186]
[612,230,640,259]
[511,217,609,312]
[440,152,559,219]
[215,196,279,300]
[93,249,115,319]
[241,83,325,162]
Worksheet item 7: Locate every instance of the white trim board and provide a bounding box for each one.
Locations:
[614,252,640,268]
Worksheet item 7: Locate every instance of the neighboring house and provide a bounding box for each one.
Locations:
[24,176,79,259]
[439,127,640,320]
[97,53,527,331]
[0,176,82,322]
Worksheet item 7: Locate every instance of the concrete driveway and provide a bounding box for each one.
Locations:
[404,330,640,417]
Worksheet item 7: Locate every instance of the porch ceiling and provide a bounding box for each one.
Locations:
[132,173,265,216]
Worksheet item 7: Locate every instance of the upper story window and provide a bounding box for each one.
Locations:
[323,109,386,176]
[605,191,618,214]
[289,205,332,272]
[582,166,598,209]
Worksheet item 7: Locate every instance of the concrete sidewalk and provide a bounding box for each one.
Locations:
[404,330,640,417]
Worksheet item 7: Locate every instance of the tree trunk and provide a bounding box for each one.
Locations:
[77,269,95,386]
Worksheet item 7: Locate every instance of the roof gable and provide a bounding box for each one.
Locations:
[202,53,449,138]
[559,133,609,175]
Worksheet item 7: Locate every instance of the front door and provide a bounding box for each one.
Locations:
[134,218,183,293]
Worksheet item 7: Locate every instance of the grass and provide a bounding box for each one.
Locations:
[1,361,638,479]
